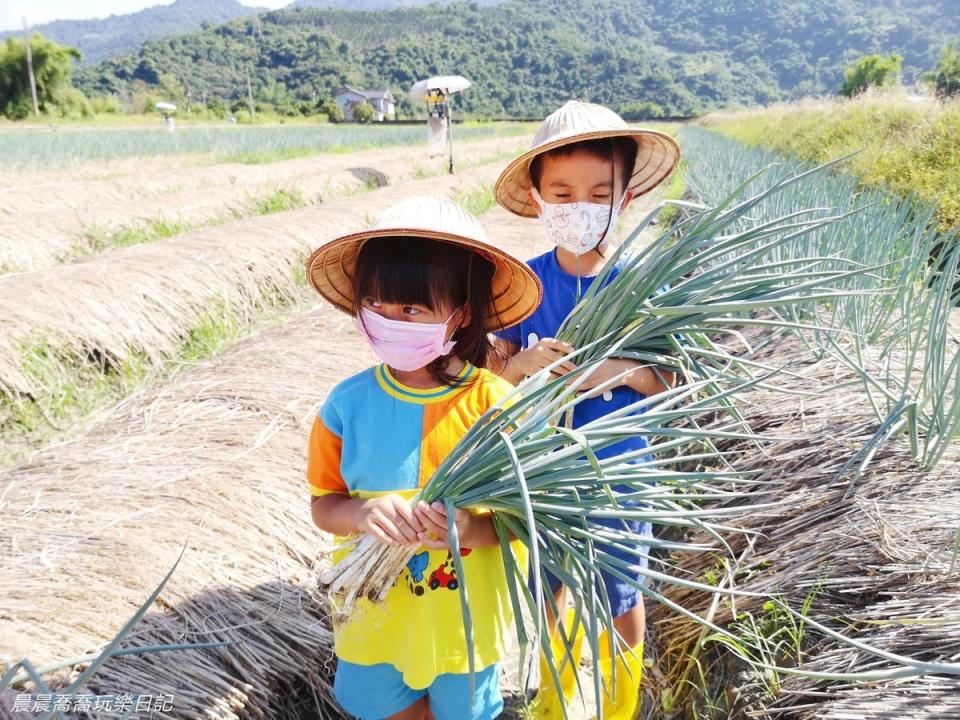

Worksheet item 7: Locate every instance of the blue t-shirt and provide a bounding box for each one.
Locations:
[498,248,652,462]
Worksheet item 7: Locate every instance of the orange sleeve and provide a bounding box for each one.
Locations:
[307,415,347,497]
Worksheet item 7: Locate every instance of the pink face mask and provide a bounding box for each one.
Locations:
[356,307,459,372]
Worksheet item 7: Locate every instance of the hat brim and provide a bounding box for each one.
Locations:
[494,128,681,218]
[306,228,543,331]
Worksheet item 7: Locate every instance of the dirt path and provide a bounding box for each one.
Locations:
[0,135,526,214]
[0,135,529,273]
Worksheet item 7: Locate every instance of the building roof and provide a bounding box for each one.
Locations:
[334,85,394,102]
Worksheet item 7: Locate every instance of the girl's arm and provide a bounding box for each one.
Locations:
[312,493,424,546]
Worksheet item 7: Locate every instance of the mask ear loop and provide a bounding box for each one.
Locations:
[455,251,475,340]
[595,137,617,261]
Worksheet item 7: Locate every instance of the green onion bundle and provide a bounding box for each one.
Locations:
[320,162,960,711]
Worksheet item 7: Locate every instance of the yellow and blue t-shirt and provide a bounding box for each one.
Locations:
[308,362,524,690]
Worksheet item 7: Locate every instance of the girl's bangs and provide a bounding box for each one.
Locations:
[354,236,469,311]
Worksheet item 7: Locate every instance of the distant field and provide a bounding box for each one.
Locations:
[699,91,960,230]
[0,121,534,168]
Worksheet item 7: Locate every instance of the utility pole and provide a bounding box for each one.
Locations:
[23,17,39,117]
[245,67,256,123]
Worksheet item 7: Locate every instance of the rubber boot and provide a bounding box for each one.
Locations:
[592,639,644,720]
[529,610,585,719]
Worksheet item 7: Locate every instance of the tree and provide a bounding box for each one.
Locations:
[923,40,960,98]
[207,96,227,118]
[839,53,902,97]
[620,100,665,119]
[352,100,374,123]
[0,34,82,119]
[319,98,344,122]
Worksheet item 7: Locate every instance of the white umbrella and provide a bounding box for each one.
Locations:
[408,75,471,100]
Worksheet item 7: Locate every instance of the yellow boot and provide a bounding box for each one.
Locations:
[529,611,585,719]
[593,639,644,720]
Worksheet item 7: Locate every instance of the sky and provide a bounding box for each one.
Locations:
[1,0,287,32]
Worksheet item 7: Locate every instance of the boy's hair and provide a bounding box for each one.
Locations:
[353,236,503,385]
[529,137,638,194]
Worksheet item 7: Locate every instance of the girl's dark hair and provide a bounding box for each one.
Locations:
[529,136,637,194]
[353,236,504,385]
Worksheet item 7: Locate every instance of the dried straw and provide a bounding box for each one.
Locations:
[645,323,960,718]
[0,308,366,718]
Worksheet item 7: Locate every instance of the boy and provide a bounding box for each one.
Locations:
[494,100,681,719]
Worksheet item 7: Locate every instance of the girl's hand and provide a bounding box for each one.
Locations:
[356,494,423,546]
[414,501,473,549]
[506,338,577,382]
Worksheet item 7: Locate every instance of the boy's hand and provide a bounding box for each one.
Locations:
[414,501,474,549]
[506,338,577,382]
[356,494,423,546]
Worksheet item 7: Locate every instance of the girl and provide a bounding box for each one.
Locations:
[304,195,542,720]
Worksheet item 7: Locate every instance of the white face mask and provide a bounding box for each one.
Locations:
[531,187,624,256]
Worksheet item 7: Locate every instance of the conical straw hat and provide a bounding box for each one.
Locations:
[306,195,543,331]
[495,100,681,218]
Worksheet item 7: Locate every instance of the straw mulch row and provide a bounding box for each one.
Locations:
[0,161,504,416]
[0,136,528,273]
[1,309,366,719]
[644,325,960,719]
[0,202,547,719]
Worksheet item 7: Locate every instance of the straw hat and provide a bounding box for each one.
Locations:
[306,195,543,331]
[495,100,681,218]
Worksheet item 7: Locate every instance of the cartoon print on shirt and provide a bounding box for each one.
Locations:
[526,331,614,402]
[407,551,429,582]
[403,548,472,596]
[428,548,472,591]
[404,551,430,596]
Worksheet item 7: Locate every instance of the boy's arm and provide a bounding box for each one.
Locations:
[622,361,677,395]
[572,358,677,396]
[496,337,578,386]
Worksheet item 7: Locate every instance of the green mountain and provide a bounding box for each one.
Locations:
[74,0,960,116]
[7,0,266,66]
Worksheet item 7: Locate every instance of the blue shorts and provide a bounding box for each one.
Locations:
[333,660,503,720]
[533,496,653,618]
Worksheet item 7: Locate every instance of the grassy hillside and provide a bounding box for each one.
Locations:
[74,0,960,118]
[700,90,960,230]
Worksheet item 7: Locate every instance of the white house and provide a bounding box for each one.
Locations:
[333,85,397,121]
